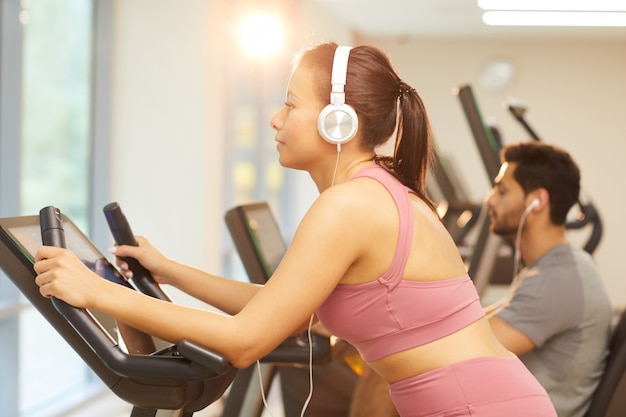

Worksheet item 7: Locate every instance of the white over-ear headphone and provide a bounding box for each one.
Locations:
[317,46,359,146]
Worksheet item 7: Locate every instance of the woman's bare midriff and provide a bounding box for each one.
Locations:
[367,317,512,383]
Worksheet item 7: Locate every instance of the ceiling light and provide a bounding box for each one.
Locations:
[240,14,284,58]
[478,0,626,11]
[482,11,626,26]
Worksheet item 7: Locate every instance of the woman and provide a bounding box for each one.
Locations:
[34,42,556,416]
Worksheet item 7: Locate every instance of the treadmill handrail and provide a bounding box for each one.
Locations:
[103,202,171,301]
[454,84,502,183]
[52,302,231,379]
[38,205,233,381]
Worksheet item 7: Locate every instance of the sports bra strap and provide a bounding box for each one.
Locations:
[351,165,413,289]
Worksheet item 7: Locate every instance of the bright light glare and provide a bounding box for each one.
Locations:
[240,14,284,58]
[478,0,626,12]
[482,11,626,26]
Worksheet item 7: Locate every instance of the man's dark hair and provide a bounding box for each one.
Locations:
[502,142,580,225]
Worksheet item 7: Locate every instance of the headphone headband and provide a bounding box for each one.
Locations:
[317,46,358,146]
[330,46,352,104]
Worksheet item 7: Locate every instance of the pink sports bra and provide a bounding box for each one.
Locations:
[316,165,485,362]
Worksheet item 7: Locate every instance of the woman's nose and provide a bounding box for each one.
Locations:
[269,108,283,131]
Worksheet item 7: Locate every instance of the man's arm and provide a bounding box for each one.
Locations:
[489,315,536,355]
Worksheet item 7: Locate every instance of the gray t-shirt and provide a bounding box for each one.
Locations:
[497,243,612,417]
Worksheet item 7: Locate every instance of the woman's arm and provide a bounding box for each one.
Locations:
[112,237,261,315]
[33,188,371,369]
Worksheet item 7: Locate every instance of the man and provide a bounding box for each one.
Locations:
[485,141,612,417]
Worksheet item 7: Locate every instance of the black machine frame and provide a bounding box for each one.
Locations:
[0,213,237,417]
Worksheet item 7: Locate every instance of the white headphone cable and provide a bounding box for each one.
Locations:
[255,314,315,417]
[331,144,341,187]
[299,314,315,417]
[255,360,277,417]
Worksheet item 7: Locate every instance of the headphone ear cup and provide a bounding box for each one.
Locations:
[317,103,359,145]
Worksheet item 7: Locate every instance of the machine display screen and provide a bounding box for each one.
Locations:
[5,219,132,289]
[0,214,160,353]
[242,204,286,279]
[225,202,287,284]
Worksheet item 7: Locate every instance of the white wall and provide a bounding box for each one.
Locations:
[110,0,227,305]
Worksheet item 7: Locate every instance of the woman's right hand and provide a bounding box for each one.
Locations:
[110,236,171,285]
[34,246,104,309]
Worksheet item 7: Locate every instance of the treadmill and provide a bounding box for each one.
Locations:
[453,84,513,293]
[0,208,237,417]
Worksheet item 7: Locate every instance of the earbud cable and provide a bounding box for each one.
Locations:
[485,203,534,318]
[513,203,533,279]
[505,204,535,308]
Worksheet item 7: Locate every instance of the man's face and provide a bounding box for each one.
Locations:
[486,162,527,239]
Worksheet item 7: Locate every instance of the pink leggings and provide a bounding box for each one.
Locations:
[389,355,556,417]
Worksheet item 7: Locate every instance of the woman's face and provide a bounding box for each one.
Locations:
[270,63,328,170]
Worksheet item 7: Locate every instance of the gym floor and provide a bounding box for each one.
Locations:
[61,380,286,417]
[62,390,224,417]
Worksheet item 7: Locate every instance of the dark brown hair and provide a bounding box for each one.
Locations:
[297,42,436,212]
[502,141,580,225]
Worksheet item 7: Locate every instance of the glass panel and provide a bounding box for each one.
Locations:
[18,1,95,415]
[18,308,94,416]
[21,0,93,230]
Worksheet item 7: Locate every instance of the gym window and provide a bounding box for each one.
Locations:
[0,1,110,416]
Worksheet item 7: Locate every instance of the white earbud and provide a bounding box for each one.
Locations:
[526,198,540,213]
